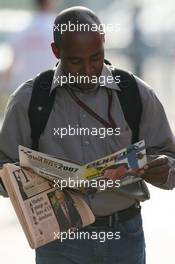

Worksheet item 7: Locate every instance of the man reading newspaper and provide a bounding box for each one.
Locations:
[1,6,175,264]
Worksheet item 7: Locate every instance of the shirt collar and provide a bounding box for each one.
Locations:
[50,61,120,94]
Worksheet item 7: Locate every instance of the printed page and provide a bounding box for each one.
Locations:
[19,145,83,183]
[1,164,95,249]
[82,140,147,186]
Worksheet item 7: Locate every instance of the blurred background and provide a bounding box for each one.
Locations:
[0,0,175,263]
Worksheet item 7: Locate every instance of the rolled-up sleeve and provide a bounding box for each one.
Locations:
[135,76,175,190]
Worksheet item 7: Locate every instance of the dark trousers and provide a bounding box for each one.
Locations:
[36,212,146,264]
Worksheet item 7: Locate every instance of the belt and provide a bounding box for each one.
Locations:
[90,203,141,227]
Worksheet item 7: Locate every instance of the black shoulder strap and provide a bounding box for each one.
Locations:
[28,61,142,150]
[110,66,142,143]
[28,69,56,150]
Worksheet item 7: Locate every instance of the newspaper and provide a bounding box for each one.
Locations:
[83,140,147,187]
[0,140,147,248]
[19,140,147,188]
[0,164,95,249]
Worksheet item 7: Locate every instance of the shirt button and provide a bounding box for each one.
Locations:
[85,141,90,145]
[37,106,43,111]
[82,114,86,118]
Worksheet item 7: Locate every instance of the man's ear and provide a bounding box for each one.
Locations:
[51,42,60,59]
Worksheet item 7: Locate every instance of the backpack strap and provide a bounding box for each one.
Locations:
[111,67,142,143]
[28,69,56,150]
[28,61,142,150]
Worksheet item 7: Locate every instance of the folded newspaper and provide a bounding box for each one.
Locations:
[19,140,147,188]
[0,140,147,249]
[0,164,95,249]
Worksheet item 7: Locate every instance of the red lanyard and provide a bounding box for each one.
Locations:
[65,87,117,129]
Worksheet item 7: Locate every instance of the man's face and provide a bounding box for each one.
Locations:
[59,31,105,89]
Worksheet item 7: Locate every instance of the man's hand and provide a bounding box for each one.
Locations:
[141,155,170,185]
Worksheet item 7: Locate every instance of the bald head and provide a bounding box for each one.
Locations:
[53,6,103,48]
[51,6,105,90]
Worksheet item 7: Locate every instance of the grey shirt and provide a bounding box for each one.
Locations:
[0,63,175,215]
